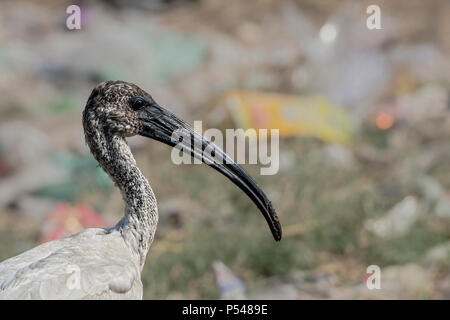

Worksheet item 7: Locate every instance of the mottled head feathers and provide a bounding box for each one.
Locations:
[82,81,150,164]
[83,80,149,137]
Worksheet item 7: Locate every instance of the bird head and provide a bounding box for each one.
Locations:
[83,80,282,241]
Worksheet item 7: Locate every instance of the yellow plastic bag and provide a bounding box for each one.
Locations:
[224,90,353,143]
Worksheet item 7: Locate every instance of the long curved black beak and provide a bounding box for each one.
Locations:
[136,98,282,241]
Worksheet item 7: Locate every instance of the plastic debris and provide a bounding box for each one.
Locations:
[365,196,419,238]
[425,241,450,266]
[418,176,450,218]
[0,160,69,206]
[148,32,206,84]
[213,261,247,300]
[0,122,69,206]
[40,202,109,243]
[31,152,113,202]
[383,264,433,297]
[0,122,51,170]
[419,176,445,204]
[222,90,353,143]
[282,2,391,108]
[434,197,450,218]
[388,44,450,84]
[395,84,449,124]
[279,151,296,173]
[323,143,356,168]
[250,283,298,300]
[14,195,56,222]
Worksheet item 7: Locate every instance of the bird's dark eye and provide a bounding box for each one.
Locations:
[130,97,146,110]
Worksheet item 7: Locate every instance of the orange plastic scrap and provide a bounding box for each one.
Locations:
[224,90,353,143]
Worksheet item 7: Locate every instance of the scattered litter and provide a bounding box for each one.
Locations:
[437,275,450,299]
[0,122,51,170]
[365,196,419,238]
[31,152,113,202]
[282,2,391,107]
[148,32,206,84]
[0,161,68,206]
[213,261,247,300]
[323,143,356,168]
[418,176,445,204]
[14,195,56,222]
[424,241,450,266]
[40,202,109,243]
[396,84,449,124]
[279,151,296,173]
[0,0,449,300]
[383,264,433,297]
[417,175,450,217]
[388,44,450,84]
[434,196,450,218]
[250,283,298,300]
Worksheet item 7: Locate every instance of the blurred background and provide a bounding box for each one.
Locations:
[0,0,449,299]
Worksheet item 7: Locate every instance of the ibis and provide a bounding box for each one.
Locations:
[0,80,281,299]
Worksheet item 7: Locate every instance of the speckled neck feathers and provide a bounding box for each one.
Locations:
[83,108,158,268]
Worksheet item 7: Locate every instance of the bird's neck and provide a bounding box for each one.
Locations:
[88,130,158,267]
